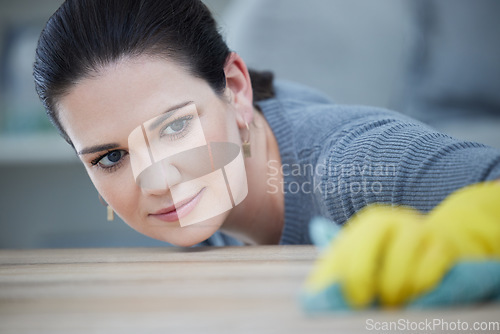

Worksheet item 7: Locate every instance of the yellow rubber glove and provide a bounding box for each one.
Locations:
[303,181,500,309]
[426,181,500,256]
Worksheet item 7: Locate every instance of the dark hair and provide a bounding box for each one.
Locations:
[33,0,274,146]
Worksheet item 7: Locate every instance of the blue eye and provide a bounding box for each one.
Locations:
[97,150,126,168]
[160,115,193,139]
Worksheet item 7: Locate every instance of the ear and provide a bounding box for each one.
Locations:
[224,52,254,128]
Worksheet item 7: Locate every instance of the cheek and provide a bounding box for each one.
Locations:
[87,166,141,221]
[202,108,240,145]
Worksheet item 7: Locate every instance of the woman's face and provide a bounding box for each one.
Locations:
[58,56,244,246]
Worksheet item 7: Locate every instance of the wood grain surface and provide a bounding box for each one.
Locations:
[1,246,499,333]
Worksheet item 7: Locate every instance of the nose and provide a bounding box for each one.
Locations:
[138,160,182,196]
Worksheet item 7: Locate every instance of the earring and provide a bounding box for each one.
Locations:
[242,121,251,158]
[98,194,114,221]
[107,205,114,221]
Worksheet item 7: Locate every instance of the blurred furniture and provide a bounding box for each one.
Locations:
[397,0,500,148]
[1,245,499,333]
[223,0,412,109]
[222,0,500,148]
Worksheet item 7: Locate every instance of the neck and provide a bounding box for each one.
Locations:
[221,110,284,245]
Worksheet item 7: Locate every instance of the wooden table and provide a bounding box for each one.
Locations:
[0,246,499,333]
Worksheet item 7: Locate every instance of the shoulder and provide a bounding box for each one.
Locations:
[257,80,421,159]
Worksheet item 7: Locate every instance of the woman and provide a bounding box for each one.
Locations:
[34,0,500,248]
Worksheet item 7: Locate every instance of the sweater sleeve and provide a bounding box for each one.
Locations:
[319,114,500,225]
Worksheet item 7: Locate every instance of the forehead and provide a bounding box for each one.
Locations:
[57,56,214,152]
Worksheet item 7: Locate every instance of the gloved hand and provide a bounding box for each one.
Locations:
[301,181,500,311]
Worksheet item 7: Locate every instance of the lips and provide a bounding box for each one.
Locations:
[149,187,205,223]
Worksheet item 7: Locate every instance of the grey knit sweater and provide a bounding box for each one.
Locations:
[206,81,500,246]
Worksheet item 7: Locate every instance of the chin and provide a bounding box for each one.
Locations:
[157,215,227,247]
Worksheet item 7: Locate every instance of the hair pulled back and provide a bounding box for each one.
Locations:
[33,0,273,145]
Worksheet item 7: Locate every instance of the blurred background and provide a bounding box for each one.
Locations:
[1,0,499,248]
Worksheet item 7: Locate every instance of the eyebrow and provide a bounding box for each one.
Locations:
[77,101,194,156]
[148,100,194,131]
[77,143,120,156]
